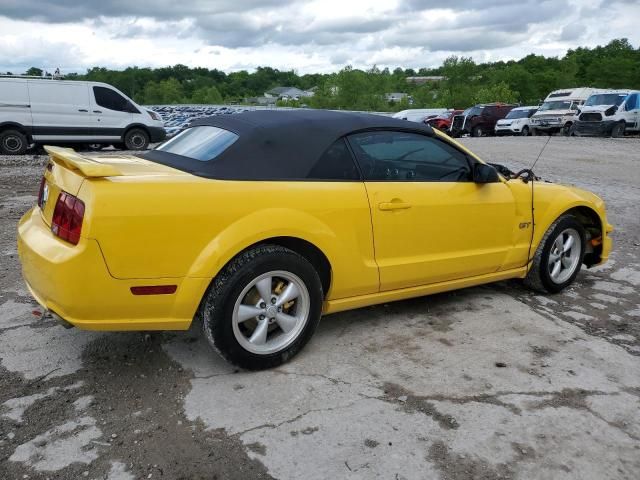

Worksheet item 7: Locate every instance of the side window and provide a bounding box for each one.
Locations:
[93,87,137,113]
[307,138,360,180]
[347,131,472,182]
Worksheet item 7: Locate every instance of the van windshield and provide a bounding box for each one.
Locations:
[539,101,572,111]
[584,93,627,107]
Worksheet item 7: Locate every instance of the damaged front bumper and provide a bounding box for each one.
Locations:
[573,120,616,136]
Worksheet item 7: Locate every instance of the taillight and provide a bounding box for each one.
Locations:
[51,191,85,245]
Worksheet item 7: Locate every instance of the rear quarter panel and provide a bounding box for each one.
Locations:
[78,176,379,300]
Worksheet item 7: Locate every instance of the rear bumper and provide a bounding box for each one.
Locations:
[574,120,615,136]
[17,207,207,331]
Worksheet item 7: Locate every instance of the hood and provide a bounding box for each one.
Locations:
[580,105,615,113]
[533,109,575,117]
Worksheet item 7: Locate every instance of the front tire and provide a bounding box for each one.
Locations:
[525,215,586,293]
[611,122,625,138]
[471,126,484,137]
[200,245,323,370]
[520,126,530,136]
[123,128,150,150]
[0,129,28,155]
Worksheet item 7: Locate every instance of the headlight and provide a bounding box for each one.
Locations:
[147,110,162,121]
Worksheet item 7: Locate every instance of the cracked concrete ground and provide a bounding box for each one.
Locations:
[1,136,639,479]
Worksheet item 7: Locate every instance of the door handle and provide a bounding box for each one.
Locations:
[78,109,88,112]
[378,201,411,211]
[93,110,102,114]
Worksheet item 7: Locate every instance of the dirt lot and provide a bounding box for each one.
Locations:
[1,136,639,480]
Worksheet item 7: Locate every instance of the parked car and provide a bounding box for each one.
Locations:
[392,108,448,123]
[573,90,640,137]
[450,103,517,137]
[530,88,605,136]
[18,110,611,370]
[426,110,463,132]
[494,106,538,136]
[0,75,165,154]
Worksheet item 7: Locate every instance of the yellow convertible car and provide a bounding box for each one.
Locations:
[18,110,612,369]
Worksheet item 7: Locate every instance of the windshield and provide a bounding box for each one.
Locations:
[584,93,627,107]
[154,126,238,161]
[462,106,482,117]
[539,101,572,111]
[505,109,532,119]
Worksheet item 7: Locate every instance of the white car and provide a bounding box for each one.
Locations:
[495,106,538,136]
[574,90,640,137]
[0,76,165,154]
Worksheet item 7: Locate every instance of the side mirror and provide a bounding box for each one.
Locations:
[473,163,500,183]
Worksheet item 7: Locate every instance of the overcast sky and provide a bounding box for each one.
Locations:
[1,0,638,75]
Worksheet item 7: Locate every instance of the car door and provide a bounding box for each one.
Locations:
[347,130,519,292]
[622,93,640,131]
[90,86,135,140]
[28,81,92,141]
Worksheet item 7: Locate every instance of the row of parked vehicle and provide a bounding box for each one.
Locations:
[1,75,638,155]
[149,105,249,137]
[395,88,640,138]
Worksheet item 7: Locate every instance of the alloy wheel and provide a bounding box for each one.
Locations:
[232,270,310,355]
[548,228,581,284]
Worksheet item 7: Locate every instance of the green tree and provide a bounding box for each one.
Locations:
[473,82,519,104]
[190,85,223,104]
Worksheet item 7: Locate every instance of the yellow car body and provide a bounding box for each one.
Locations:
[18,116,612,336]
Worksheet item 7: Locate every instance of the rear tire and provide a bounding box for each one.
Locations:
[200,245,323,370]
[123,128,150,150]
[524,215,586,293]
[0,129,28,155]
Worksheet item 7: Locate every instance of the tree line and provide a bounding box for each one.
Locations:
[17,38,640,111]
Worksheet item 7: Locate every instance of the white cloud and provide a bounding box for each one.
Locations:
[0,0,638,74]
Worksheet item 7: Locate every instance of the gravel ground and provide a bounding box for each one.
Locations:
[1,136,639,480]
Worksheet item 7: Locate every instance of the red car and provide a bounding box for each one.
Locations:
[426,110,463,132]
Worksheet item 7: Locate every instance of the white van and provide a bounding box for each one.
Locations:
[573,90,640,137]
[0,76,165,154]
[530,87,606,136]
[392,108,449,123]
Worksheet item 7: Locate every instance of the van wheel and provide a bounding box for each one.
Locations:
[0,130,28,155]
[471,126,484,137]
[124,129,150,150]
[524,215,585,294]
[611,122,625,138]
[200,245,323,370]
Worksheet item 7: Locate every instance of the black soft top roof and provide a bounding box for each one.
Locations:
[143,109,434,180]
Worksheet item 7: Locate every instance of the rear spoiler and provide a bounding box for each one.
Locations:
[44,146,123,177]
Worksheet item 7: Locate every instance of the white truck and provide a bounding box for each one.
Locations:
[573,90,640,137]
[0,76,165,155]
[530,88,605,136]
